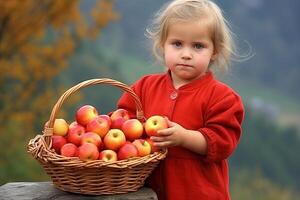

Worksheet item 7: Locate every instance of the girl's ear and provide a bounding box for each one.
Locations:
[211,49,218,61]
[211,52,218,61]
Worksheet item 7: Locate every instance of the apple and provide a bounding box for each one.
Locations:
[146,138,160,153]
[61,143,78,157]
[103,129,126,151]
[110,109,130,129]
[132,139,151,157]
[99,149,118,162]
[67,123,85,146]
[99,114,112,127]
[53,118,69,136]
[117,142,138,160]
[78,143,99,161]
[75,105,98,126]
[121,119,144,141]
[144,115,168,137]
[110,118,127,129]
[69,121,78,129]
[81,132,102,148]
[86,115,111,138]
[51,135,67,154]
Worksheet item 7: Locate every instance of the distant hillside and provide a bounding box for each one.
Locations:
[99,0,300,101]
[222,0,300,100]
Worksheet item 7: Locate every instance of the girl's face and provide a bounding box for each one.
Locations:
[163,20,216,87]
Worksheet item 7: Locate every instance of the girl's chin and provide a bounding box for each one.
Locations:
[175,74,198,81]
[181,73,206,81]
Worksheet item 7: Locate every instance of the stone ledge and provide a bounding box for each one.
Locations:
[0,182,157,200]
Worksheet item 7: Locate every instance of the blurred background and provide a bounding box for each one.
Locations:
[0,0,299,199]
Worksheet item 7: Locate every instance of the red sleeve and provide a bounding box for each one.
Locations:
[117,78,144,119]
[199,90,244,162]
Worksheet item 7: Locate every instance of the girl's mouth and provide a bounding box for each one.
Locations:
[177,64,193,68]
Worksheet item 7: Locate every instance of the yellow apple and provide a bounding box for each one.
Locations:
[53,118,69,136]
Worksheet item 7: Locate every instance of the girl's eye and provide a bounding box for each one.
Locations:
[194,43,204,49]
[172,41,182,48]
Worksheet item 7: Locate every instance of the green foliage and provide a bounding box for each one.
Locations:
[231,169,298,200]
[230,106,300,189]
[0,121,49,185]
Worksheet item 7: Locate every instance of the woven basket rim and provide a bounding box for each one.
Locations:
[28,133,167,168]
[27,78,167,168]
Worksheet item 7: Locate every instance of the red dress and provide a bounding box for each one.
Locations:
[118,71,244,200]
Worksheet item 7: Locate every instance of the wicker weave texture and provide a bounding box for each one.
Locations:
[27,78,167,195]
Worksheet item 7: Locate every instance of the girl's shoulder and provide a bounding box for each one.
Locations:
[133,72,168,87]
[208,78,243,103]
[212,79,236,93]
[139,72,167,82]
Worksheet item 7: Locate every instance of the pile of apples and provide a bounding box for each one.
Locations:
[50,105,168,161]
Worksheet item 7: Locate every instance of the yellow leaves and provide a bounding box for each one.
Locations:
[0,0,118,135]
[90,0,119,38]
[0,1,118,184]
[48,1,80,28]
[92,0,119,26]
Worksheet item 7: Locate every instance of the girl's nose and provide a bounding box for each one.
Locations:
[181,48,192,60]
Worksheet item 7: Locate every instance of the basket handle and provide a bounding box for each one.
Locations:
[44,78,144,141]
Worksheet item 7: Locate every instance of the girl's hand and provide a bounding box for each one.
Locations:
[150,118,186,148]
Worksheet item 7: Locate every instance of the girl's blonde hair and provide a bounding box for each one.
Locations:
[146,0,235,72]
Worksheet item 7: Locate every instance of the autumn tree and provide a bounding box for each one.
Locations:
[0,0,118,183]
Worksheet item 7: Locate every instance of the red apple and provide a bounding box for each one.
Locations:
[81,132,102,148]
[53,118,69,136]
[146,138,160,153]
[51,135,67,154]
[121,119,144,141]
[67,123,85,146]
[110,109,130,129]
[69,121,78,129]
[61,143,78,157]
[86,115,110,138]
[99,114,112,127]
[144,115,168,137]
[99,149,118,162]
[103,129,126,151]
[75,105,98,126]
[132,139,151,157]
[118,142,138,160]
[78,143,99,161]
[111,118,127,129]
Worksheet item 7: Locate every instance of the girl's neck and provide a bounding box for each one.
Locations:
[170,72,191,89]
[170,71,207,90]
[172,77,189,89]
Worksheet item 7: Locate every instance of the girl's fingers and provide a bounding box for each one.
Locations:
[151,135,174,148]
[157,128,173,136]
[153,141,171,148]
[150,136,165,142]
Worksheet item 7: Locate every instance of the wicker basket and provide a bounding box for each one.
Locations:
[27,78,167,195]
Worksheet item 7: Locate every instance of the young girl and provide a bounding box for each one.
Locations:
[118,0,244,199]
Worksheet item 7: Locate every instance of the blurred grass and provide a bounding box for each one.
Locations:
[0,121,49,185]
[225,76,300,129]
